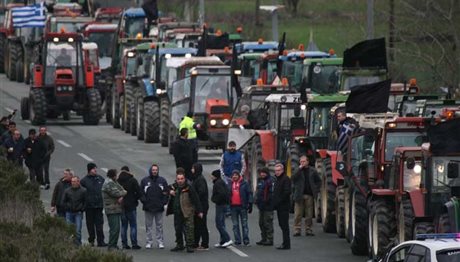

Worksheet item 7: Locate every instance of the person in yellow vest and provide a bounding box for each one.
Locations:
[179,112,201,163]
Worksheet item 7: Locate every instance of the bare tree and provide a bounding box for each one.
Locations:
[284,0,300,16]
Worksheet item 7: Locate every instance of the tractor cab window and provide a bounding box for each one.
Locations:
[350,134,375,176]
[282,61,303,90]
[269,103,303,131]
[385,132,424,162]
[266,60,277,84]
[171,77,191,105]
[423,104,446,117]
[308,106,330,137]
[403,160,422,192]
[166,67,177,89]
[125,57,136,77]
[56,22,86,33]
[88,32,115,57]
[431,157,460,194]
[304,63,341,94]
[0,13,4,25]
[125,17,145,38]
[47,43,77,67]
[400,100,418,117]
[250,62,260,83]
[136,53,151,77]
[193,75,231,113]
[342,75,381,91]
[87,49,99,68]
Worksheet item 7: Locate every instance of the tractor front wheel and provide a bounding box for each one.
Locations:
[29,89,47,125]
[369,199,395,260]
[83,89,101,125]
[160,98,170,147]
[144,100,160,143]
[321,157,336,233]
[21,97,30,120]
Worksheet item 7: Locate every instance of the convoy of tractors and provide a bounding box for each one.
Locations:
[1,1,459,260]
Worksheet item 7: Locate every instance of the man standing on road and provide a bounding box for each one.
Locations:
[210,169,233,248]
[292,156,321,237]
[140,164,169,250]
[179,112,201,163]
[3,129,25,167]
[191,163,209,250]
[229,170,253,246]
[38,126,55,190]
[117,166,142,250]
[102,169,127,250]
[172,128,194,179]
[80,162,107,247]
[62,176,86,246]
[51,168,74,218]
[220,140,246,184]
[273,163,291,250]
[167,168,203,253]
[23,129,46,183]
[1,121,17,145]
[255,167,274,246]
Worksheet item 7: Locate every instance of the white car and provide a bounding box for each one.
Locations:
[380,234,460,262]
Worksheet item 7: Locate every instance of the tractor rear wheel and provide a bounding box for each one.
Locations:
[350,190,368,255]
[398,198,414,244]
[286,143,300,178]
[248,135,264,192]
[129,91,138,136]
[344,186,351,242]
[16,61,24,83]
[29,89,47,125]
[136,96,144,140]
[160,98,170,147]
[83,89,101,125]
[8,42,18,81]
[119,95,125,130]
[112,91,120,128]
[369,199,396,260]
[320,157,336,233]
[21,97,30,120]
[143,100,160,143]
[105,85,113,124]
[438,213,452,233]
[124,85,133,134]
[0,35,5,73]
[335,186,346,238]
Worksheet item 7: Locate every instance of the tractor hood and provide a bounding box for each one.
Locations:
[342,38,387,69]
[99,57,112,70]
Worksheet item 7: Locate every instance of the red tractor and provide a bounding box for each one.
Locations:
[20,32,101,125]
[94,7,122,24]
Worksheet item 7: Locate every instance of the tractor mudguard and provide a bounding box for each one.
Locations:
[255,130,276,163]
[85,65,94,88]
[408,190,425,217]
[326,150,343,186]
[370,188,395,198]
[33,65,43,88]
[317,149,328,159]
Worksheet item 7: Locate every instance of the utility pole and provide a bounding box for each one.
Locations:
[198,0,205,26]
[367,0,374,39]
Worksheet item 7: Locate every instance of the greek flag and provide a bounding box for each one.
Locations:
[12,3,46,28]
[337,120,358,154]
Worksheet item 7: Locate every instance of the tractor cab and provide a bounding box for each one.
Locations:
[301,57,343,95]
[46,13,94,34]
[397,94,442,117]
[119,8,148,39]
[83,23,117,62]
[94,7,123,24]
[421,100,460,118]
[155,22,200,42]
[82,42,99,73]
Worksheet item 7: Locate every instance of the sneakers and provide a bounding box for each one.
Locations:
[145,243,152,249]
[97,242,108,247]
[214,243,222,248]
[243,243,251,247]
[221,240,233,247]
[158,243,165,249]
[306,232,315,236]
[44,184,50,190]
[196,246,209,251]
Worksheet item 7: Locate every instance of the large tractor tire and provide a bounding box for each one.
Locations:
[8,43,18,81]
[21,97,30,120]
[286,143,300,178]
[83,89,101,125]
[29,89,47,125]
[0,34,5,73]
[369,199,396,260]
[119,95,125,130]
[438,213,452,233]
[344,186,352,243]
[112,91,121,128]
[168,119,177,154]
[160,98,170,147]
[335,186,346,238]
[105,86,113,124]
[143,100,160,143]
[15,45,24,83]
[136,96,144,140]
[398,198,414,244]
[124,86,134,134]
[320,157,336,233]
[129,91,138,136]
[248,136,265,192]
[350,190,368,255]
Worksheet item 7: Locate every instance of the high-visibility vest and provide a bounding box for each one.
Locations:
[179,116,197,139]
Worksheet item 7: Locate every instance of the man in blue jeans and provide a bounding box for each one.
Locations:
[62,176,87,246]
[210,169,233,248]
[229,170,253,246]
[117,166,142,249]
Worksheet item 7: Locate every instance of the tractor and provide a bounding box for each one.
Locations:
[94,7,122,24]
[20,32,101,125]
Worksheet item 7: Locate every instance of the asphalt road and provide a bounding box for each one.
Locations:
[0,75,366,262]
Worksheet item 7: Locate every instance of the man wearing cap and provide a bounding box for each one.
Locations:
[80,162,107,247]
[210,169,233,248]
[255,167,274,246]
[229,170,253,246]
[102,169,127,250]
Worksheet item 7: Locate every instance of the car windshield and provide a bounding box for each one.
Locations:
[88,32,115,57]
[385,132,424,161]
[437,249,460,262]
[194,75,231,112]
[306,64,341,94]
[282,61,303,91]
[125,17,145,38]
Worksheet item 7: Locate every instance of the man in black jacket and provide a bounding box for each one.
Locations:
[51,168,73,218]
[38,126,54,190]
[191,163,209,250]
[80,162,106,247]
[118,166,142,250]
[62,176,87,246]
[140,164,169,249]
[23,129,46,184]
[273,163,292,250]
[172,128,193,179]
[292,156,321,236]
[211,169,233,248]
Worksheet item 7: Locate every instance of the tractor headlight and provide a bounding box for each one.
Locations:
[57,86,62,91]
[222,119,230,126]
[156,89,162,95]
[413,164,422,174]
[68,86,73,91]
[210,119,217,126]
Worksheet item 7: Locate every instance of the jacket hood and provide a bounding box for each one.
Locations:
[192,163,203,178]
[148,165,160,178]
[118,170,133,183]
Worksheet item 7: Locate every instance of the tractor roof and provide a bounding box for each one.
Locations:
[50,16,93,22]
[45,32,82,41]
[123,8,145,18]
[238,52,264,60]
[306,93,349,105]
[95,7,122,16]
[166,56,222,68]
[189,65,231,75]
[265,93,302,104]
[303,57,343,65]
[280,51,330,61]
[82,42,98,50]
[236,41,278,53]
[135,42,154,51]
[157,47,197,55]
[159,22,200,30]
[84,23,118,32]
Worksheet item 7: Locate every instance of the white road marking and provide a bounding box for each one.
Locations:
[77,153,94,162]
[227,246,249,257]
[101,168,108,173]
[4,107,14,113]
[57,140,71,148]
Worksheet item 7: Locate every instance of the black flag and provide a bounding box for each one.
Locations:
[345,79,391,113]
[343,38,387,69]
[427,118,460,155]
[142,0,158,22]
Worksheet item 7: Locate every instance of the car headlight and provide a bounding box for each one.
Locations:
[210,119,217,126]
[222,119,230,126]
